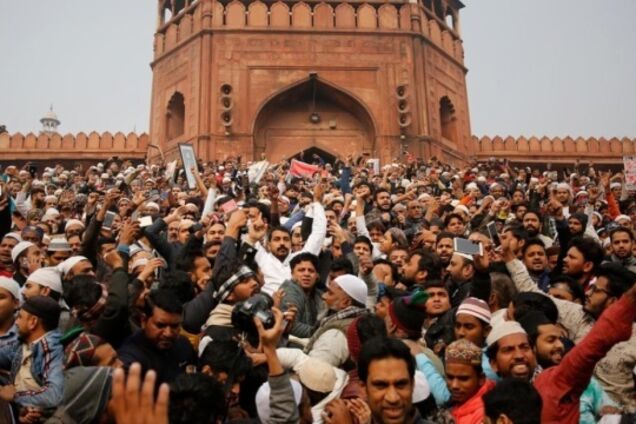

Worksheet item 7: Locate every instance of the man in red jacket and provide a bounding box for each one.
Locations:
[445,338,495,424]
[486,278,636,423]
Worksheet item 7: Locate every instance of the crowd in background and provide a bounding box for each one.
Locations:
[0,152,636,423]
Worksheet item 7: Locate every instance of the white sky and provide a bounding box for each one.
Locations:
[1,0,635,138]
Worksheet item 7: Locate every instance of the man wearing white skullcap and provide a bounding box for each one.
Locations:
[0,277,20,340]
[11,242,44,287]
[24,267,63,302]
[303,274,369,367]
[64,219,85,239]
[57,256,94,281]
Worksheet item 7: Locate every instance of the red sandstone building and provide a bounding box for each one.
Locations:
[0,0,633,166]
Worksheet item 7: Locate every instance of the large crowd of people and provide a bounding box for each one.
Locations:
[0,153,635,423]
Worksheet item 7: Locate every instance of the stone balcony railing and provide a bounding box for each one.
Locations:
[153,0,464,65]
[473,135,636,165]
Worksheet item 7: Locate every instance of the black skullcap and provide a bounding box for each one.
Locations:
[22,295,61,325]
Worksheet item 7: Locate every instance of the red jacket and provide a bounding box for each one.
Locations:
[534,294,636,423]
[450,379,495,424]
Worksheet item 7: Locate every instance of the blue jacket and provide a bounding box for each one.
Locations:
[0,330,64,409]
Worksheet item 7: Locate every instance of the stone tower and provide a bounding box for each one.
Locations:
[150,0,472,164]
[40,105,61,135]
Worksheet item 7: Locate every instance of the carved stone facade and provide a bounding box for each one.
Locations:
[150,0,472,164]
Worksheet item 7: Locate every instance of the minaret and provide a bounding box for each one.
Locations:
[40,105,61,134]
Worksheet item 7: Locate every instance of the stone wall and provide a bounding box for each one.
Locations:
[473,136,636,165]
[0,132,149,166]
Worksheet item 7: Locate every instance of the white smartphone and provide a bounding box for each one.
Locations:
[453,237,483,257]
[138,216,153,228]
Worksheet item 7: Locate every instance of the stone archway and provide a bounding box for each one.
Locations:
[253,77,376,163]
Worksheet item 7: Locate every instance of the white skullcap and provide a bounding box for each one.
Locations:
[465,182,478,191]
[0,277,21,300]
[47,237,71,252]
[256,379,303,423]
[65,219,85,230]
[454,205,470,216]
[615,214,631,223]
[12,241,35,263]
[610,182,622,190]
[145,202,160,211]
[332,274,367,306]
[43,208,60,219]
[489,183,501,190]
[27,267,63,294]
[44,195,57,202]
[450,200,460,207]
[575,190,589,197]
[556,183,570,191]
[57,256,90,278]
[418,193,431,202]
[3,232,22,242]
[486,320,527,348]
[477,176,487,183]
[278,195,290,205]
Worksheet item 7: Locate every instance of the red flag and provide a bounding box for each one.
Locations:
[289,159,320,178]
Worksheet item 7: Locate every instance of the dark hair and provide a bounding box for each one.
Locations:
[512,292,558,323]
[176,243,207,274]
[373,188,390,201]
[483,379,542,424]
[596,262,636,298]
[549,275,585,304]
[169,373,226,424]
[367,221,386,234]
[96,237,117,253]
[444,213,465,229]
[143,289,183,317]
[610,226,634,242]
[358,337,415,383]
[489,272,518,310]
[353,235,373,252]
[356,314,388,344]
[64,276,101,310]
[330,257,354,275]
[517,311,553,347]
[411,249,442,280]
[159,270,196,304]
[290,252,319,272]
[246,200,271,224]
[522,209,541,221]
[422,278,448,292]
[436,231,455,244]
[199,340,251,379]
[269,225,291,238]
[521,238,545,256]
[567,236,604,274]
[502,224,528,241]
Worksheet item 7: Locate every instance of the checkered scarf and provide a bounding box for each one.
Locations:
[212,266,255,303]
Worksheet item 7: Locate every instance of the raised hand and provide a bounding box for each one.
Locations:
[111,363,169,424]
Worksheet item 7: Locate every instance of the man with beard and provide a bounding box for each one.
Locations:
[118,289,196,387]
[0,233,20,278]
[435,232,454,270]
[400,249,441,288]
[567,212,588,238]
[605,227,636,273]
[0,296,64,410]
[248,184,327,295]
[486,280,636,424]
[445,339,495,423]
[522,210,553,248]
[521,239,550,292]
[304,274,368,367]
[562,236,604,290]
[366,188,393,227]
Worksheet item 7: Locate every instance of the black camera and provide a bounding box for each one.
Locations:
[231,293,274,337]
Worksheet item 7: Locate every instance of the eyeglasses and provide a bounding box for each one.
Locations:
[588,285,611,296]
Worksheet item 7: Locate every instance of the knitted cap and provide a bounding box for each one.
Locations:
[456,297,491,325]
[47,237,72,252]
[65,332,107,369]
[388,291,428,335]
[445,339,482,366]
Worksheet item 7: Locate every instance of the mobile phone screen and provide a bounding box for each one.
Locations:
[453,237,483,256]
[103,211,116,230]
[486,222,501,247]
[221,199,238,215]
[139,216,153,228]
